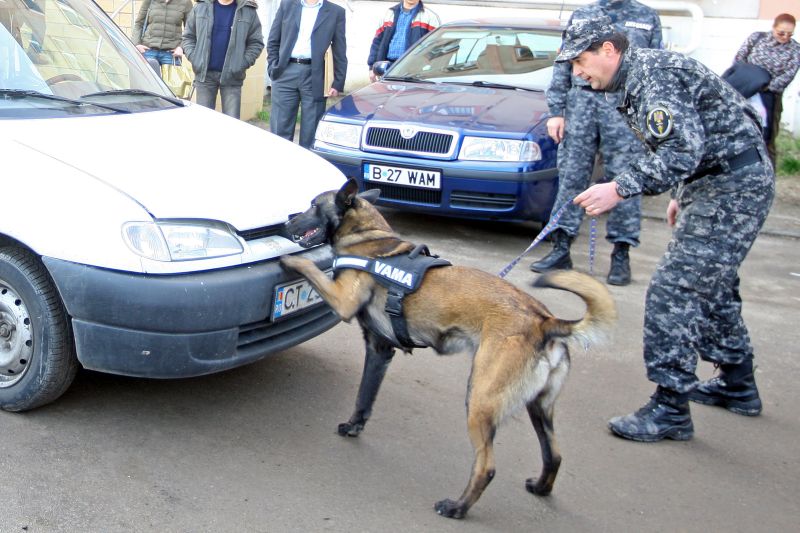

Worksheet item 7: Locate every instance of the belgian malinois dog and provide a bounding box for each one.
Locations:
[280,178,616,519]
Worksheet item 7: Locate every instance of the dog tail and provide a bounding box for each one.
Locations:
[532,270,617,347]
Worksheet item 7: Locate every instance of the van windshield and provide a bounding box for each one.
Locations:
[1,0,176,116]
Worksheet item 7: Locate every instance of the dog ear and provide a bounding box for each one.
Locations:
[358,188,381,204]
[335,178,360,210]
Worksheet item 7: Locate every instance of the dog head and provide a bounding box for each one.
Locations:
[285,178,381,248]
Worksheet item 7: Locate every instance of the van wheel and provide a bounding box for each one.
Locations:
[0,247,78,411]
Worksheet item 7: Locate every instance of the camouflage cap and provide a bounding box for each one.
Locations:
[555,14,616,62]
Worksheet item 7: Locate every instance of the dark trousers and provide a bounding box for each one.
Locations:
[552,87,643,246]
[760,91,782,167]
[270,62,326,149]
[643,162,774,393]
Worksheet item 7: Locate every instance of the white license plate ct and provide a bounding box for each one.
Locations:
[272,277,324,320]
[364,163,441,189]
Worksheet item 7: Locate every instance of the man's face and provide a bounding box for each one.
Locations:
[570,43,621,90]
[403,0,420,9]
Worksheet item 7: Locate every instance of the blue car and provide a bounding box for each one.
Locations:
[313,19,564,223]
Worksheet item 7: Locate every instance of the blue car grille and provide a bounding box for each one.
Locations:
[450,191,517,210]
[364,182,441,205]
[364,126,455,156]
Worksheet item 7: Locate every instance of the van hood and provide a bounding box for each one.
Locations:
[11,105,345,230]
[326,81,549,133]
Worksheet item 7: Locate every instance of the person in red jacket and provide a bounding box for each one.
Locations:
[368,0,439,82]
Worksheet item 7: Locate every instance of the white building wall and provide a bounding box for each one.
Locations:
[258,0,799,134]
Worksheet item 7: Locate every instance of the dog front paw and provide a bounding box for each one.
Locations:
[525,477,553,496]
[434,499,467,519]
[280,255,304,271]
[337,421,364,437]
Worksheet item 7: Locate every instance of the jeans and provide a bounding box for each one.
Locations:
[195,70,242,119]
[144,49,181,67]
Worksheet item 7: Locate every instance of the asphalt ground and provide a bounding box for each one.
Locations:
[1,199,798,532]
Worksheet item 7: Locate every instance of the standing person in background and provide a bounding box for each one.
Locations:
[134,0,194,68]
[734,13,800,166]
[182,0,264,119]
[530,0,661,287]
[367,0,439,82]
[267,0,347,149]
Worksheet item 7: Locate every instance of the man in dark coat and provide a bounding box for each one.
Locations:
[267,0,347,149]
[182,0,264,119]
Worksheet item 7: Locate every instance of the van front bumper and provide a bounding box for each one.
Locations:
[43,246,340,378]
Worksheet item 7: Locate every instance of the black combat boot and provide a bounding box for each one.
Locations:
[529,230,573,272]
[606,242,631,286]
[608,387,693,442]
[689,359,762,416]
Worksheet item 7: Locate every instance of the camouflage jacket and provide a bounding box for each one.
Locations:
[609,48,765,198]
[547,0,662,117]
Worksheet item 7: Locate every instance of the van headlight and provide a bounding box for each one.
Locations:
[123,220,243,261]
[458,137,542,162]
[315,120,362,149]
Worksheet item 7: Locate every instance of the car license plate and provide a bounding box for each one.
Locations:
[364,163,441,190]
[272,275,327,320]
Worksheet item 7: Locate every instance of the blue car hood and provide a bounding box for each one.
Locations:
[326,81,550,134]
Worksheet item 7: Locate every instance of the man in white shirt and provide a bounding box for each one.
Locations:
[267,0,347,148]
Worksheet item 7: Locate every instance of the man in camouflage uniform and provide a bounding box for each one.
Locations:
[531,1,662,286]
[558,17,774,442]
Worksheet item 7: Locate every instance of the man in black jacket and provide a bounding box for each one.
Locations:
[182,0,264,119]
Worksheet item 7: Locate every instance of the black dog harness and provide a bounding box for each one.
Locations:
[332,244,451,350]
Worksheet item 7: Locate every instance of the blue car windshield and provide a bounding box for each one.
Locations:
[387,26,562,91]
[1,0,176,117]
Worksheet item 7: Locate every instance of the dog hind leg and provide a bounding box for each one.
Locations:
[525,400,561,496]
[525,349,568,496]
[338,331,396,437]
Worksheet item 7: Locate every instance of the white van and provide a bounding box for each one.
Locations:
[0,0,343,411]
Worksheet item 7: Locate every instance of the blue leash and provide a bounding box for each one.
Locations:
[498,200,597,278]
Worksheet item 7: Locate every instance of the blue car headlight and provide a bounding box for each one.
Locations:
[458,137,542,162]
[315,120,362,149]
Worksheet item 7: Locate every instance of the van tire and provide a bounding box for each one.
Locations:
[0,246,78,411]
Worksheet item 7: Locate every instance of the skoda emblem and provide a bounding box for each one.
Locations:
[400,125,417,139]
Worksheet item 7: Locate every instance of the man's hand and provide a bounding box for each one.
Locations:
[136,44,149,54]
[574,182,623,216]
[172,46,184,58]
[327,88,340,98]
[369,70,377,83]
[666,199,679,227]
[547,116,565,143]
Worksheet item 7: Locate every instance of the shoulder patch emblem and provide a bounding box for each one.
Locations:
[646,107,673,139]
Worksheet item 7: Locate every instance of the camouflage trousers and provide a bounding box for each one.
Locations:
[644,160,775,393]
[551,88,643,245]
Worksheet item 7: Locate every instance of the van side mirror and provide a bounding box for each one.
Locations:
[372,61,391,79]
